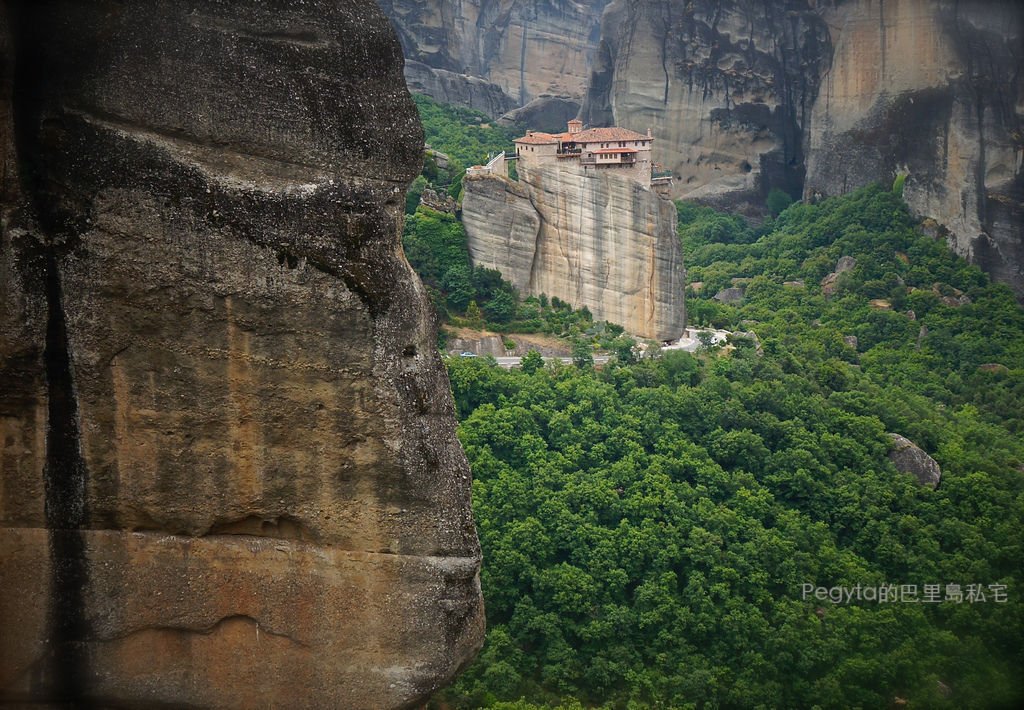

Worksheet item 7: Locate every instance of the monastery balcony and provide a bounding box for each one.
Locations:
[581,152,637,166]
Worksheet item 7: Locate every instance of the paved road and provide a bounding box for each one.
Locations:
[492,355,610,368]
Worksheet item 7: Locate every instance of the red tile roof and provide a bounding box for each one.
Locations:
[515,126,651,145]
[570,126,650,143]
[514,132,560,145]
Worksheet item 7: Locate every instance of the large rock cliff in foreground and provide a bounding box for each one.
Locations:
[462,168,686,340]
[0,1,482,707]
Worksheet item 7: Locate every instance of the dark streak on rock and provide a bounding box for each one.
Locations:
[40,251,93,706]
[9,2,93,702]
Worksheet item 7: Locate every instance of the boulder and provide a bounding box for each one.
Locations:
[835,255,857,273]
[888,434,941,488]
[421,186,458,213]
[714,287,745,305]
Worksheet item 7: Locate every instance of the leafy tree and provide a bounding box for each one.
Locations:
[766,187,794,216]
[609,336,637,364]
[485,289,517,324]
[464,300,484,328]
[571,339,594,369]
[696,330,718,352]
[521,349,545,375]
[406,174,427,214]
[442,264,476,312]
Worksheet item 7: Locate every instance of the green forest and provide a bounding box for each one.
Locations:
[435,191,1023,708]
[408,97,1023,708]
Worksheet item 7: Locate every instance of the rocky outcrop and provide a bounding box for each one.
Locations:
[379,0,611,115]
[821,256,857,296]
[0,1,482,707]
[500,96,582,134]
[580,0,831,214]
[806,0,1024,301]
[446,332,571,358]
[462,168,686,340]
[403,59,518,118]
[888,434,942,488]
[714,287,744,305]
[579,0,1023,298]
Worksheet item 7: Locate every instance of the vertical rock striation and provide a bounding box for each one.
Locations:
[379,0,611,117]
[580,0,1023,297]
[805,0,1024,300]
[462,167,686,340]
[0,1,483,707]
[580,0,831,213]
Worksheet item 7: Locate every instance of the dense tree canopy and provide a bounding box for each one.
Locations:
[434,186,1024,708]
[413,94,519,172]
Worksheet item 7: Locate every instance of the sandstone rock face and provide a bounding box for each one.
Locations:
[805,0,1024,300]
[580,0,831,213]
[0,1,483,707]
[462,168,686,340]
[404,58,518,118]
[577,0,1023,298]
[500,96,583,134]
[888,434,942,488]
[379,0,611,115]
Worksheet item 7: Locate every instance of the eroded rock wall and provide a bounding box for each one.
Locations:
[462,169,686,340]
[379,0,611,116]
[580,0,1023,297]
[0,1,483,707]
[805,0,1024,299]
[580,0,831,213]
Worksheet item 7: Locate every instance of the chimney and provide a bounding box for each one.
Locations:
[647,127,653,138]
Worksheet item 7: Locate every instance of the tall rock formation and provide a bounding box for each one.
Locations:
[580,0,831,214]
[579,0,1024,299]
[379,0,611,119]
[805,0,1024,300]
[462,167,686,340]
[0,1,483,707]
